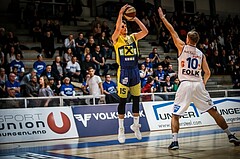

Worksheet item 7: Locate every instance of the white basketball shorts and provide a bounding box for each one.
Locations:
[173,81,214,116]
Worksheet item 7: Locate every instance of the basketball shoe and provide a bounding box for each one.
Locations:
[228,134,240,145]
[168,141,179,150]
[130,124,142,140]
[118,127,125,143]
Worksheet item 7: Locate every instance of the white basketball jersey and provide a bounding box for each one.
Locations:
[178,45,203,82]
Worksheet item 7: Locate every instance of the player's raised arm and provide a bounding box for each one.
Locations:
[158,7,185,56]
[112,4,129,44]
[132,17,148,41]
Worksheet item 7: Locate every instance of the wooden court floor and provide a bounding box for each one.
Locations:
[0,123,239,159]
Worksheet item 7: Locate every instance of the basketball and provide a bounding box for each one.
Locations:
[124,5,136,21]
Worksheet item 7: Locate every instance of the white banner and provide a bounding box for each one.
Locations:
[0,107,78,143]
[143,97,240,131]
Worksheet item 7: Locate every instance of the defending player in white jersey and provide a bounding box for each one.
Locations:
[158,7,240,150]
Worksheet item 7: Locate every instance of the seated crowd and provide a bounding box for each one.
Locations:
[0,5,240,108]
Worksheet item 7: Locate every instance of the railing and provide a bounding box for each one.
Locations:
[0,89,239,108]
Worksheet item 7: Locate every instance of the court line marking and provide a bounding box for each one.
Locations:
[0,126,239,159]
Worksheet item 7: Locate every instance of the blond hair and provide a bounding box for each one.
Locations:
[187,30,200,45]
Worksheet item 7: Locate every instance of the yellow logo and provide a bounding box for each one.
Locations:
[124,46,134,56]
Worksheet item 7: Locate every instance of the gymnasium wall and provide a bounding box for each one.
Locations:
[215,0,240,17]
[1,0,239,18]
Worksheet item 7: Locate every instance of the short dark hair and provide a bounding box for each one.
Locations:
[88,67,94,71]
[146,76,154,84]
[165,56,171,59]
[105,74,110,78]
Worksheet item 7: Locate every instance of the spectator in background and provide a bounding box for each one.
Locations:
[101,21,111,38]
[20,68,37,92]
[5,31,22,57]
[63,48,74,64]
[60,77,76,106]
[225,35,234,53]
[159,56,171,71]
[142,57,153,74]
[12,66,21,82]
[228,49,237,64]
[81,53,95,80]
[149,48,161,68]
[32,19,42,42]
[75,32,86,61]
[9,53,25,80]
[0,28,6,48]
[81,47,91,62]
[33,54,46,78]
[42,19,54,35]
[141,15,151,31]
[4,88,20,108]
[25,75,40,107]
[149,12,160,36]
[220,49,228,74]
[51,55,65,81]
[0,68,7,97]
[93,23,102,39]
[92,45,109,76]
[86,67,104,104]
[41,65,61,87]
[210,49,222,74]
[38,76,54,107]
[60,77,75,96]
[64,34,76,55]
[81,73,90,95]
[141,76,156,102]
[6,46,17,64]
[5,73,21,97]
[173,77,180,92]
[48,77,60,96]
[160,31,171,53]
[162,75,174,100]
[66,56,82,82]
[103,74,119,104]
[218,32,225,47]
[91,16,102,32]
[25,75,39,97]
[41,31,55,58]
[166,64,177,82]
[98,31,113,59]
[177,21,188,41]
[231,60,240,86]
[0,47,5,68]
[153,65,167,92]
[85,36,96,54]
[139,64,152,88]
[53,20,62,43]
[106,36,114,59]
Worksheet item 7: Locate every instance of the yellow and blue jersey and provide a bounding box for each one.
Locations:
[113,34,141,98]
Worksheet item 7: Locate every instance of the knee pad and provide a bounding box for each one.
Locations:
[118,98,127,114]
[132,96,140,113]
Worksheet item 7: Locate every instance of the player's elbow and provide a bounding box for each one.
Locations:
[145,29,149,35]
[204,69,211,77]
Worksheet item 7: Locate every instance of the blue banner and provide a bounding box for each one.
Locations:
[72,103,150,137]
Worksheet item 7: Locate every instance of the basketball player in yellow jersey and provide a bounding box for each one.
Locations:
[112,4,148,143]
[158,7,239,150]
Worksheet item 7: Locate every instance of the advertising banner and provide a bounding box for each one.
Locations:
[72,103,150,137]
[143,97,240,131]
[0,107,78,143]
